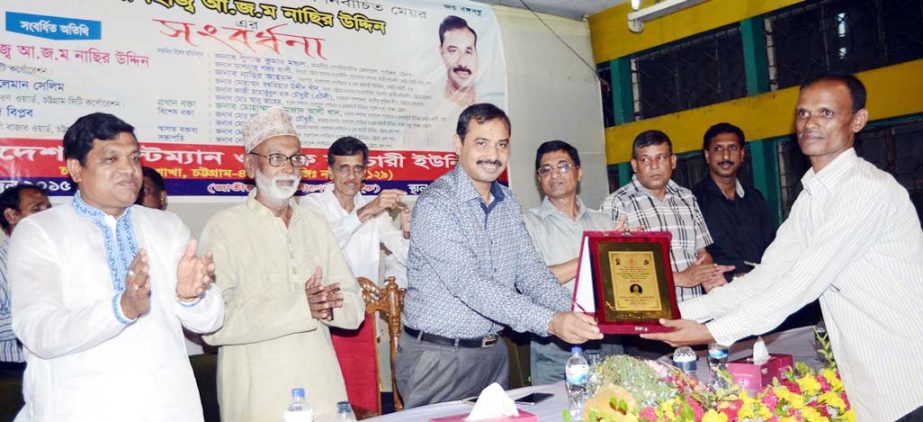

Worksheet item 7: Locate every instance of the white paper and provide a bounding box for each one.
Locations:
[465,382,519,421]
[574,235,596,313]
[752,336,769,365]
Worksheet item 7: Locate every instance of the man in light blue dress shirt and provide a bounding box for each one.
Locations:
[397,104,604,407]
[523,140,624,385]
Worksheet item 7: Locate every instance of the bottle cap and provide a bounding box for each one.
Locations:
[292,388,305,399]
[571,346,583,355]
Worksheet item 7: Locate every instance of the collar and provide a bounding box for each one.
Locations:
[72,191,139,293]
[537,196,590,220]
[246,188,300,221]
[451,166,505,204]
[320,182,369,210]
[704,176,746,199]
[630,175,681,200]
[801,148,858,195]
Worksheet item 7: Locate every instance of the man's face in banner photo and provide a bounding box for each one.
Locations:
[440,25,479,93]
[330,153,368,199]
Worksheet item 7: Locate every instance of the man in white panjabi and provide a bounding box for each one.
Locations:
[301,136,410,286]
[9,112,222,421]
[201,107,364,421]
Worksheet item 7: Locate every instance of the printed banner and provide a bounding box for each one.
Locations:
[0,0,507,196]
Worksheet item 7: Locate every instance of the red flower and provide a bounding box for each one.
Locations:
[639,406,658,421]
[781,379,801,395]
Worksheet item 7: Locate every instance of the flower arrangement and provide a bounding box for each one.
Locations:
[577,358,852,422]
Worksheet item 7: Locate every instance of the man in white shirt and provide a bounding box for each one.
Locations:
[9,112,223,421]
[642,73,923,420]
[301,136,410,285]
[0,185,51,366]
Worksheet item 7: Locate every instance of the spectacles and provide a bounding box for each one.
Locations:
[635,154,670,167]
[537,162,576,177]
[249,152,309,167]
[333,164,367,176]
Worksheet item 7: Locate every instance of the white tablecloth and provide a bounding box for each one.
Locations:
[368,326,819,421]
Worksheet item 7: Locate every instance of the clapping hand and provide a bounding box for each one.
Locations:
[121,249,151,319]
[304,267,344,321]
[176,239,214,302]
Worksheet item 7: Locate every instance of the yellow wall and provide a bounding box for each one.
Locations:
[605,60,923,164]
[589,0,802,63]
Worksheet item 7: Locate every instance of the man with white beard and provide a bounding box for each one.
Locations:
[200,107,364,421]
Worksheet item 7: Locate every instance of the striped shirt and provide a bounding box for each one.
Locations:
[600,177,713,302]
[681,149,923,420]
[0,238,25,363]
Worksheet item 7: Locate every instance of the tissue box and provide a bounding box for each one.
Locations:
[727,354,794,393]
[428,410,537,422]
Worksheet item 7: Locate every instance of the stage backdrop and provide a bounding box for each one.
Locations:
[0,0,507,197]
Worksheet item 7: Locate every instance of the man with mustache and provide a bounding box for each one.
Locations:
[691,123,775,278]
[301,136,410,286]
[200,107,364,421]
[642,74,923,420]
[397,104,603,407]
[601,131,733,304]
[523,140,625,385]
[9,112,222,420]
[403,15,481,151]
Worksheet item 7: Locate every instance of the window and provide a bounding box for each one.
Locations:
[766,0,923,90]
[632,24,747,119]
[597,62,615,127]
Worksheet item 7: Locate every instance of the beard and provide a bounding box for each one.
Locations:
[255,169,300,203]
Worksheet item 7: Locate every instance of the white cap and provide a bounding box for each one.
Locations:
[241,107,300,152]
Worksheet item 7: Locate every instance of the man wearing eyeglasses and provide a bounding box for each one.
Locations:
[301,136,410,286]
[200,107,364,422]
[523,140,624,385]
[600,130,732,305]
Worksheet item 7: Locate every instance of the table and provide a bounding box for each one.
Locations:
[367,326,819,421]
[366,382,569,421]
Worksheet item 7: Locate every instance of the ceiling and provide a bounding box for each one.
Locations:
[470,0,625,20]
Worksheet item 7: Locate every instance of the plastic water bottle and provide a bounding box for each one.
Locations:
[672,346,697,377]
[335,401,357,422]
[707,342,730,389]
[565,346,590,421]
[283,388,314,422]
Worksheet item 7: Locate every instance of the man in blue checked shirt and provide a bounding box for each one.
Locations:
[397,103,604,408]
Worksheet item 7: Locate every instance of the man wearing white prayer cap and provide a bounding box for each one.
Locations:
[201,107,365,421]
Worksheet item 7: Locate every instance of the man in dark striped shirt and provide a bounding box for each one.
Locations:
[600,130,732,303]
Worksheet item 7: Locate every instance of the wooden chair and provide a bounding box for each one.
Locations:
[358,276,406,412]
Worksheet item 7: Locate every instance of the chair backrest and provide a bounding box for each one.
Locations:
[330,307,380,415]
[358,276,405,411]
